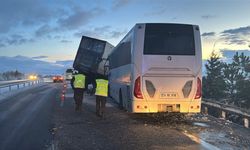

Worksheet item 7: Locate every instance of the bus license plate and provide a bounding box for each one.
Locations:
[160,92,177,99]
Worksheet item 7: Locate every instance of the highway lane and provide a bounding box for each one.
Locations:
[0,83,62,150]
[1,82,250,150]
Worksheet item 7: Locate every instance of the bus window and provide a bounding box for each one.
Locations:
[143,24,195,55]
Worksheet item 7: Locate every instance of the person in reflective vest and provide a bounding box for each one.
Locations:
[71,71,86,111]
[94,76,108,117]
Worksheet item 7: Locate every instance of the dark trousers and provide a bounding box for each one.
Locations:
[96,95,106,117]
[74,88,84,110]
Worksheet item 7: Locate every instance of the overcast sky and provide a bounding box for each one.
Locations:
[0,0,250,61]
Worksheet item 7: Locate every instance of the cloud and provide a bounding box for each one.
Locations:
[0,1,103,34]
[201,32,216,37]
[222,36,246,45]
[60,40,72,43]
[33,7,105,38]
[0,39,5,47]
[109,30,127,38]
[0,34,34,47]
[54,35,61,39]
[0,43,5,48]
[35,25,58,37]
[4,34,34,46]
[74,26,127,40]
[0,0,107,48]
[221,26,250,36]
[57,8,103,30]
[144,8,166,16]
[32,56,49,59]
[93,26,111,33]
[0,0,64,34]
[112,0,132,9]
[201,15,216,19]
[220,26,250,45]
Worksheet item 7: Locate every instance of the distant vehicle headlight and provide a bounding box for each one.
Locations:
[29,75,37,80]
[29,75,34,80]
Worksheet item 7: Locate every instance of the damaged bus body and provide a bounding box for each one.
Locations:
[73,36,114,76]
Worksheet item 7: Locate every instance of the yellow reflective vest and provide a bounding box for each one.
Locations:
[95,79,108,97]
[73,74,86,88]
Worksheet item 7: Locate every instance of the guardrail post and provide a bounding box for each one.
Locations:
[221,110,226,119]
[17,84,20,89]
[244,118,249,128]
[9,85,11,92]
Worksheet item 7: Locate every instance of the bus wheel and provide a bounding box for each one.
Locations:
[119,90,123,109]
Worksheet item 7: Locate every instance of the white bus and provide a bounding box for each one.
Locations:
[108,23,202,113]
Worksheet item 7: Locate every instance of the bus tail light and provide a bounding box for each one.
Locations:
[134,76,143,99]
[195,77,201,99]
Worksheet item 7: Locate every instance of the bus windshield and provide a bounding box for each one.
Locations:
[143,24,195,55]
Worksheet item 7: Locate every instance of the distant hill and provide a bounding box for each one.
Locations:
[1,50,249,76]
[0,55,73,75]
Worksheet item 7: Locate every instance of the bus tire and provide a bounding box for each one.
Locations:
[119,89,123,109]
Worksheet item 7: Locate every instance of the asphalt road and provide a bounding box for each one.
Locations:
[0,83,61,150]
[1,83,249,150]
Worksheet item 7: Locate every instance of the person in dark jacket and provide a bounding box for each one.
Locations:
[71,71,87,111]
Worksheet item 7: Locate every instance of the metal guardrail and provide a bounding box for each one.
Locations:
[0,80,42,94]
[201,99,250,128]
[202,99,250,116]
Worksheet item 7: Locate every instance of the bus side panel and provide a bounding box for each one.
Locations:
[109,64,132,107]
[131,24,146,106]
[108,27,134,110]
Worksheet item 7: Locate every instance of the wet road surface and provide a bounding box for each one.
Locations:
[0,83,249,150]
[0,83,61,150]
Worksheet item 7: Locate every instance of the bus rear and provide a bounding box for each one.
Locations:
[132,23,202,113]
